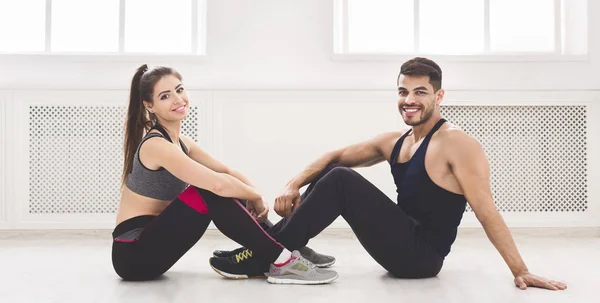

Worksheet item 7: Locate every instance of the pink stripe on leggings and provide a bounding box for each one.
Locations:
[232,198,284,249]
[178,186,284,249]
[178,186,210,214]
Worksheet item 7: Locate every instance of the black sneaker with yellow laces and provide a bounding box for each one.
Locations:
[209,249,270,279]
[212,246,246,258]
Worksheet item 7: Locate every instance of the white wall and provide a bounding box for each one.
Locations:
[0,0,598,229]
[1,0,599,90]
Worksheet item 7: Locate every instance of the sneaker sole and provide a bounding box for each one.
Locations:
[209,263,267,280]
[314,259,336,268]
[266,274,338,285]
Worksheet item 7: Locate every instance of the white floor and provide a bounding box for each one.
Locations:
[0,229,598,303]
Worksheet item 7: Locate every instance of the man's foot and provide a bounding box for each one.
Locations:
[209,249,269,279]
[213,246,336,268]
[297,246,336,268]
[267,250,338,285]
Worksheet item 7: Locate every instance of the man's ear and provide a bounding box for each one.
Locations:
[436,89,445,106]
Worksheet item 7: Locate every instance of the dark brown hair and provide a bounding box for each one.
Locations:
[398,57,442,91]
[122,64,182,186]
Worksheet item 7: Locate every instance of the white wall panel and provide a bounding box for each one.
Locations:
[0,89,597,229]
[7,90,212,228]
[0,92,8,228]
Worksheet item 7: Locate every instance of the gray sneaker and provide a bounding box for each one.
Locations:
[298,246,336,268]
[267,251,338,285]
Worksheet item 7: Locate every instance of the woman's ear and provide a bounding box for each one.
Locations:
[143,100,154,113]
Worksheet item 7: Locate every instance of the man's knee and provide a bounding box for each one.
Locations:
[388,269,440,279]
[323,166,360,182]
[322,163,343,173]
[306,165,361,194]
[387,261,442,279]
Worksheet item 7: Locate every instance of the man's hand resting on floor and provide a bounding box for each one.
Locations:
[514,272,567,291]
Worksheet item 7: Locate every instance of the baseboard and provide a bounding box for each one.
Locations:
[1,227,599,240]
[457,227,600,238]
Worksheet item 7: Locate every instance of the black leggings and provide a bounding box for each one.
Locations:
[112,187,284,281]
[268,165,444,278]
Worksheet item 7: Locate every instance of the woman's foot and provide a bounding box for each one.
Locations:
[209,249,269,279]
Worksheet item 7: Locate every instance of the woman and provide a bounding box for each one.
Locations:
[111,64,337,285]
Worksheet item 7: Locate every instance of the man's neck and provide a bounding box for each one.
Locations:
[410,113,442,142]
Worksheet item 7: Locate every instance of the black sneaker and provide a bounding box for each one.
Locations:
[212,247,246,258]
[209,249,270,279]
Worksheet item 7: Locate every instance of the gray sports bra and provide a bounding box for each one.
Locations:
[125,127,189,200]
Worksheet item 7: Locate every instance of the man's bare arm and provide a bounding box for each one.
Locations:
[274,131,404,217]
[448,130,566,291]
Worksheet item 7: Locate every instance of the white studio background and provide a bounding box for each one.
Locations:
[0,0,598,229]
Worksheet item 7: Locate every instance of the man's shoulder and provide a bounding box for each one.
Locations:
[435,124,482,152]
[374,130,410,147]
[372,130,411,161]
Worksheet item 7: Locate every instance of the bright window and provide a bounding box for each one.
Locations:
[0,0,206,55]
[0,0,46,52]
[336,0,588,56]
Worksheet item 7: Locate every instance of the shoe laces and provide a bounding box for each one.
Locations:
[296,256,316,269]
[235,249,253,263]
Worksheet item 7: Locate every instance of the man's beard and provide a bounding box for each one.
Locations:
[404,104,435,126]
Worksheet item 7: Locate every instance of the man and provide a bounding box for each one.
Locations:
[210,57,566,290]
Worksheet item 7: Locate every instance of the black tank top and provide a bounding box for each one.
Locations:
[390,119,467,257]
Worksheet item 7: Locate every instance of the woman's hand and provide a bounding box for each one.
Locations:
[246,198,269,223]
